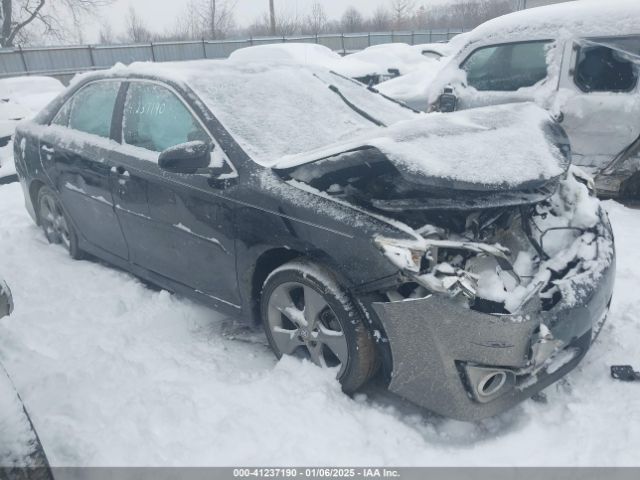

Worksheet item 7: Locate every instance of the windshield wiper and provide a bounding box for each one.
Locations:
[328,69,420,114]
[327,84,386,127]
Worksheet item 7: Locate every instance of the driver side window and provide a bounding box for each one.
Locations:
[462,41,551,91]
[122,82,210,153]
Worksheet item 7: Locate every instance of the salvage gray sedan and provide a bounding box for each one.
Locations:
[14,60,614,420]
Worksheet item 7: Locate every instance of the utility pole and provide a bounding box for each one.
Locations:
[211,0,216,39]
[269,0,276,36]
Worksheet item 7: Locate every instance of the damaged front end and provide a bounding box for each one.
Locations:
[279,145,615,420]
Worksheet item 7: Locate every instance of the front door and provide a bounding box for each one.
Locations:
[40,80,129,259]
[455,40,556,110]
[111,81,240,308]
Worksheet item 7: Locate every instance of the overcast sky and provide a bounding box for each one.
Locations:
[86,0,456,42]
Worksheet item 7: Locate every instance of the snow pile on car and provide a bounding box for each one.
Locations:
[467,0,640,44]
[278,102,567,188]
[339,43,435,78]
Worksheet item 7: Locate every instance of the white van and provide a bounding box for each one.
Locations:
[423,0,640,197]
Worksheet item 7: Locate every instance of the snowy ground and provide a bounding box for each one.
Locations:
[0,181,639,466]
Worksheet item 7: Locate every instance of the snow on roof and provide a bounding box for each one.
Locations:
[465,0,640,46]
[229,43,343,69]
[276,102,566,189]
[228,42,428,79]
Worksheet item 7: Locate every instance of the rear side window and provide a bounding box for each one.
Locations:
[462,41,551,91]
[53,81,120,138]
[122,82,209,153]
[575,39,639,93]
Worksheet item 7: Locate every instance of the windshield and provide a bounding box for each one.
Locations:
[186,63,415,165]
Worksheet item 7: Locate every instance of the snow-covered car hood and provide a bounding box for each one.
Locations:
[275,102,569,191]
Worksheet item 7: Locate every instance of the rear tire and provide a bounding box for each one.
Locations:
[261,259,377,393]
[37,186,83,260]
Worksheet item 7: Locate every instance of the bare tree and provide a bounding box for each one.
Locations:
[125,5,152,43]
[341,6,363,33]
[390,0,416,30]
[413,5,428,30]
[368,5,392,31]
[1,0,112,47]
[177,0,237,39]
[305,1,327,35]
[98,21,114,44]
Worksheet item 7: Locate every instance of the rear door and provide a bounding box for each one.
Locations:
[40,80,129,259]
[110,80,241,308]
[557,36,640,172]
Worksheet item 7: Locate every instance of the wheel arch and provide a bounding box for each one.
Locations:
[248,246,356,326]
[29,179,47,225]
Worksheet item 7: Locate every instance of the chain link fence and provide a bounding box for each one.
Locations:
[0,29,465,83]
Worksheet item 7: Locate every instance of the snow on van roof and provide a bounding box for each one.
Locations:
[465,0,640,45]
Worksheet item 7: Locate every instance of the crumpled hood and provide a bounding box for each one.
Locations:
[275,103,569,191]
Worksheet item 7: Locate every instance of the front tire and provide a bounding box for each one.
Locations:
[261,259,377,393]
[37,186,83,260]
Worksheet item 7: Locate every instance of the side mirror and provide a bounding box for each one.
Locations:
[158,141,212,174]
[437,86,458,113]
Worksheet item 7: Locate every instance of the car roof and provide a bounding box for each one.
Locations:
[462,0,640,48]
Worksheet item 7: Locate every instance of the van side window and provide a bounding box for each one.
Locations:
[59,82,120,138]
[575,44,638,93]
[461,41,551,91]
[122,82,209,153]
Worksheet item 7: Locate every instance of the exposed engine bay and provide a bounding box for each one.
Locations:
[280,148,614,316]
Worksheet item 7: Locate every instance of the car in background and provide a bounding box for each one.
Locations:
[375,32,470,110]
[1,76,65,180]
[341,42,435,85]
[229,42,436,86]
[425,0,640,198]
[13,58,614,420]
[0,276,52,476]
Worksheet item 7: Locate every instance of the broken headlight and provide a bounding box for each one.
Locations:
[374,237,426,273]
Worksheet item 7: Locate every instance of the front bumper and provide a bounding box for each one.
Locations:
[371,233,616,421]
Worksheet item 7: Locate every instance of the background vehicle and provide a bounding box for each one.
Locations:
[423,0,640,198]
[13,59,614,420]
[229,42,438,86]
[0,279,52,476]
[1,76,65,181]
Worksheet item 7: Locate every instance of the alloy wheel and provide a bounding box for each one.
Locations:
[266,281,349,375]
[40,193,71,251]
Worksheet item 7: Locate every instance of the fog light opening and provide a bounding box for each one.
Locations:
[477,371,508,397]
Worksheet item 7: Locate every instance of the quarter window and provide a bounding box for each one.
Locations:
[575,39,639,93]
[462,41,551,91]
[53,81,120,138]
[122,83,209,152]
